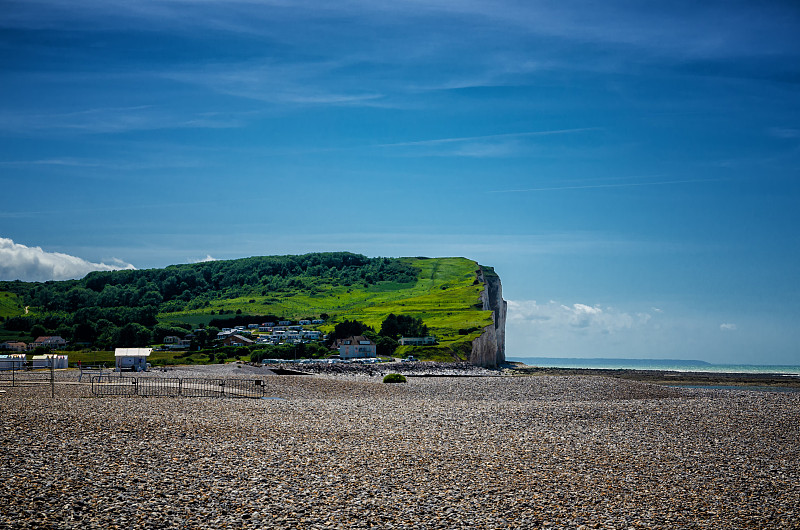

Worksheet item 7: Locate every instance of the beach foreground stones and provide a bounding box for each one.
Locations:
[1,368,798,529]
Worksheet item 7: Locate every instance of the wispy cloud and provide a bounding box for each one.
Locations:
[720,323,738,331]
[0,237,135,281]
[375,128,598,148]
[490,177,723,193]
[372,128,599,157]
[0,105,248,135]
[769,127,800,139]
[163,59,386,106]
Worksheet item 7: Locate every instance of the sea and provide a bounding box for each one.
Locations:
[507,356,800,376]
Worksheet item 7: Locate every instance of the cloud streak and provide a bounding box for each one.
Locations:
[0,104,249,136]
[490,177,724,193]
[0,237,135,282]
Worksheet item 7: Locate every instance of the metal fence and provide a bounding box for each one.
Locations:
[0,363,52,386]
[91,376,269,398]
[0,362,57,397]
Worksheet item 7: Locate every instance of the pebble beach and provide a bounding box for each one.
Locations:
[1,365,798,529]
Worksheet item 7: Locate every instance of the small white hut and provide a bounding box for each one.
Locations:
[115,348,152,372]
[31,354,69,369]
[0,353,26,370]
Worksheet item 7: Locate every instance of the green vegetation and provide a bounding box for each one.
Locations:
[0,253,494,361]
[0,291,26,319]
[382,373,407,384]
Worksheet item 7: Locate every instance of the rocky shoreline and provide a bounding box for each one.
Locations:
[508,364,800,390]
[2,365,798,528]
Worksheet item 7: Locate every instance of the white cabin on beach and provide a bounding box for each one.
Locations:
[115,348,152,372]
[32,354,69,369]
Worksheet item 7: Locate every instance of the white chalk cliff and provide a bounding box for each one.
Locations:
[469,266,507,368]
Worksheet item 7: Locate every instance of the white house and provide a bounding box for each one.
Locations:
[338,336,377,359]
[115,348,152,372]
[166,338,192,350]
[398,336,438,346]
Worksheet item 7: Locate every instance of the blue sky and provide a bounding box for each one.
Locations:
[1,1,799,364]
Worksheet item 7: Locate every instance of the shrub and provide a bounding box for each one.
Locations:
[382,373,407,384]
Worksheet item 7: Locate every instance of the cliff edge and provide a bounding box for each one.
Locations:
[469,266,507,368]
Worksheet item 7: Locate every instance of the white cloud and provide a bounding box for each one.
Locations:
[506,299,666,358]
[198,255,217,263]
[720,323,738,331]
[509,299,649,334]
[0,237,135,282]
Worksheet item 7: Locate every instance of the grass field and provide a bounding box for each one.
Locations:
[0,292,25,319]
[158,257,493,361]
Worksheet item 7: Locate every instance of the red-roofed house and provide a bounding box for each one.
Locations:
[27,336,67,351]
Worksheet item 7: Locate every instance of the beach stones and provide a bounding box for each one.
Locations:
[0,369,798,528]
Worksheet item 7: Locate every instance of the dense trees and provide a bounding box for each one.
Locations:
[0,253,419,349]
[1,253,416,316]
[379,314,428,340]
[326,319,374,345]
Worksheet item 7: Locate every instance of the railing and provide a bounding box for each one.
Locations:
[78,364,111,382]
[0,361,57,397]
[91,376,269,398]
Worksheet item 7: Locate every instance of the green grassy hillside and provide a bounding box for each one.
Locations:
[0,292,26,319]
[161,257,493,361]
[0,254,496,361]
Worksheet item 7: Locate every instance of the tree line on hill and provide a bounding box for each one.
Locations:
[0,253,418,348]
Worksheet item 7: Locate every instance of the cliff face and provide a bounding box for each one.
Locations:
[469,266,507,368]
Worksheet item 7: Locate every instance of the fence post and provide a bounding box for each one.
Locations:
[50,358,55,398]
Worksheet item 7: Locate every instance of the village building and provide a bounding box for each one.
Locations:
[398,336,438,346]
[223,334,255,347]
[337,336,377,359]
[1,341,27,352]
[27,336,67,351]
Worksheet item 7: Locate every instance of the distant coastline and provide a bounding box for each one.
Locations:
[508,356,800,376]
